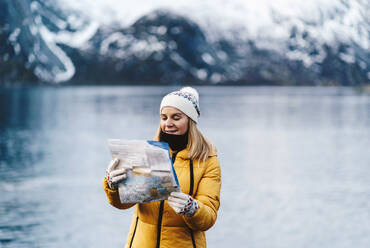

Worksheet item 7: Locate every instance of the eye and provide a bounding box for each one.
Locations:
[161,116,167,120]
[173,115,181,120]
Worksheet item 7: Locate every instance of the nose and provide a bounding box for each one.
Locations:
[165,118,174,127]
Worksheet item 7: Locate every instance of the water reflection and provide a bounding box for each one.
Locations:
[0,88,49,183]
[0,86,369,248]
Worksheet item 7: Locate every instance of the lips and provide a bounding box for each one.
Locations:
[165,130,178,134]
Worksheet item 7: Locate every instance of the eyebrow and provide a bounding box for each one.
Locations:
[161,112,183,117]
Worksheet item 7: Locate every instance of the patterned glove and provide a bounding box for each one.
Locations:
[105,158,127,190]
[168,192,199,217]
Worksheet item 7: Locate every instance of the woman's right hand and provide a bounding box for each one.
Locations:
[105,158,127,190]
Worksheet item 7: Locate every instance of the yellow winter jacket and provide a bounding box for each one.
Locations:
[103,147,221,248]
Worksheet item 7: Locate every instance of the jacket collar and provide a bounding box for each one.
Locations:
[169,146,217,160]
[169,148,188,159]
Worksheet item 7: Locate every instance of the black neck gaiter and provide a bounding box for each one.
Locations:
[160,130,188,151]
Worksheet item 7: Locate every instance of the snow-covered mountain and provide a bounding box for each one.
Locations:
[1,0,369,85]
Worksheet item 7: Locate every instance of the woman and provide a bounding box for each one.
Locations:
[103,87,221,248]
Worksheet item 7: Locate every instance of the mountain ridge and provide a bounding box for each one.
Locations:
[0,0,369,85]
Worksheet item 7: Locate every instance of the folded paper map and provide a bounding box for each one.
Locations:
[108,139,180,203]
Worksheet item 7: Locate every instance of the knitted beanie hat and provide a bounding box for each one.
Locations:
[160,87,200,123]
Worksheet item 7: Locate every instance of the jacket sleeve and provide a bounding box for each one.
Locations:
[183,155,221,231]
[103,177,135,210]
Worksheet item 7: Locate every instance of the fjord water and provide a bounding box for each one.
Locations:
[0,86,369,248]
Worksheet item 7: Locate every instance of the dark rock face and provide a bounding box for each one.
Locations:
[1,1,369,86]
[0,1,38,84]
[229,30,370,86]
[0,0,88,85]
[69,10,229,84]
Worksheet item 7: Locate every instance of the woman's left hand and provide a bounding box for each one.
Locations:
[167,192,199,217]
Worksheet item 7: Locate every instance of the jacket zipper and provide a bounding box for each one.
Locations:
[156,201,164,248]
[189,159,196,248]
[129,216,139,248]
[156,151,178,248]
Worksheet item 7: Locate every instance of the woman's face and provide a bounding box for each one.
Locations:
[160,107,189,135]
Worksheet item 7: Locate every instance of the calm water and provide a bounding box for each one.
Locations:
[0,86,370,248]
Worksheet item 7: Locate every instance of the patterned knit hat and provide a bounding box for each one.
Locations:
[160,87,200,123]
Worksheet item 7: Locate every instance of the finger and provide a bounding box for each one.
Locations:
[110,168,127,178]
[111,174,127,184]
[168,201,184,209]
[172,207,181,213]
[168,202,182,213]
[173,207,182,213]
[168,197,187,205]
[170,192,190,201]
[170,191,188,200]
[107,158,120,172]
[168,196,188,204]
[168,197,183,205]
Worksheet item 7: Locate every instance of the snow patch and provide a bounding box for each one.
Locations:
[170,53,188,68]
[38,25,75,83]
[8,28,20,42]
[202,53,215,65]
[53,22,99,48]
[59,0,368,61]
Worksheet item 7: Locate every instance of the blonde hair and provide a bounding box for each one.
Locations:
[155,119,212,162]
